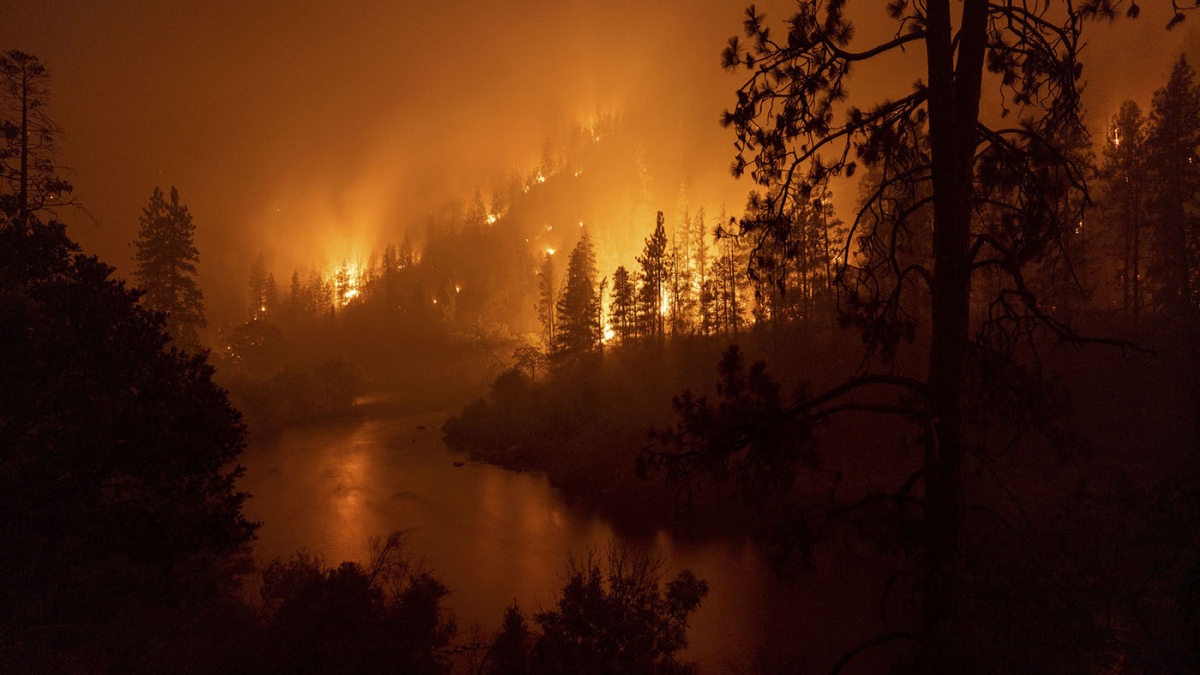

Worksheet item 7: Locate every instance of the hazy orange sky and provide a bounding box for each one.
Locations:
[1,1,1195,325]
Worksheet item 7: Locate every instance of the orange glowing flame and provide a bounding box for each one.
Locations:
[329,259,365,307]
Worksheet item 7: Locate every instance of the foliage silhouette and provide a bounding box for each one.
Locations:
[0,217,256,669]
[133,186,207,352]
[484,542,708,675]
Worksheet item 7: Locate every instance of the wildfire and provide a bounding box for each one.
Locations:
[330,259,365,307]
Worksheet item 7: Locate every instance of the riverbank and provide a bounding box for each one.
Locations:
[238,391,861,671]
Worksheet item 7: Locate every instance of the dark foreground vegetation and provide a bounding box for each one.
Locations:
[0,217,706,674]
[443,325,859,537]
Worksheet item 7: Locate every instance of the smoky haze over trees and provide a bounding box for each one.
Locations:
[133,185,206,352]
[4,1,1200,673]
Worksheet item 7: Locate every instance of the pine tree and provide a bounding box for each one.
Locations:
[133,186,205,351]
[1147,54,1200,315]
[537,251,557,350]
[1098,100,1151,324]
[1,218,255,668]
[637,212,669,340]
[287,269,303,319]
[611,265,637,343]
[713,217,745,336]
[553,231,601,359]
[0,51,72,229]
[665,4,1169,671]
[668,209,697,336]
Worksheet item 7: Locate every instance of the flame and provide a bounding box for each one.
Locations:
[329,259,365,307]
[660,288,670,316]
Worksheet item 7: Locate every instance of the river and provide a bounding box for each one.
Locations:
[238,396,884,672]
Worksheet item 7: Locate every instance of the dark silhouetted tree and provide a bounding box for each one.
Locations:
[553,231,601,360]
[487,604,533,675]
[258,532,455,675]
[494,543,707,675]
[1147,54,1200,316]
[0,219,256,669]
[0,50,72,229]
[667,208,696,336]
[712,216,746,336]
[610,264,637,343]
[646,3,1181,673]
[133,186,206,351]
[536,251,557,350]
[1098,100,1151,325]
[637,212,668,341]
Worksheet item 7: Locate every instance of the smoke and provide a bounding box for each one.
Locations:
[1,0,1195,326]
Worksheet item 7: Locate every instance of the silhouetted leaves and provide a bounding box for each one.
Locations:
[0,218,255,668]
[490,543,707,675]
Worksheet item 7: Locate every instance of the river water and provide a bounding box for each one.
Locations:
[238,397,883,672]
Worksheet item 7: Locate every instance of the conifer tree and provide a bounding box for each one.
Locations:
[611,265,637,343]
[133,186,205,351]
[637,212,669,340]
[1098,100,1151,324]
[0,51,72,229]
[553,231,601,359]
[537,251,557,350]
[647,4,1187,672]
[1147,54,1200,315]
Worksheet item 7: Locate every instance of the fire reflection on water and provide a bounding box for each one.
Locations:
[239,406,844,670]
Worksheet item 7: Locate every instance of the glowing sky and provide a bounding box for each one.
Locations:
[1,1,1195,325]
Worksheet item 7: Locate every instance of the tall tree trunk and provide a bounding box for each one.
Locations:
[18,67,29,230]
[923,1,986,671]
